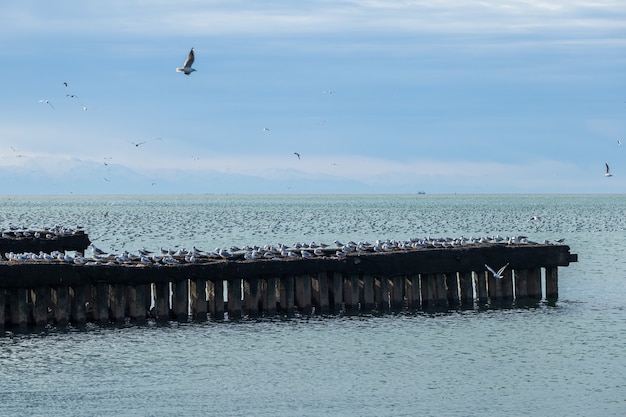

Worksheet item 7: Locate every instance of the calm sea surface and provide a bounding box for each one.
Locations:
[1,194,625,417]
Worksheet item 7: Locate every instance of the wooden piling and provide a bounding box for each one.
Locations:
[476,271,488,302]
[71,284,88,324]
[294,274,312,314]
[501,269,514,301]
[317,272,330,314]
[526,268,542,299]
[94,282,110,323]
[379,276,390,312]
[227,278,242,319]
[207,279,224,320]
[545,267,558,300]
[154,282,170,321]
[33,286,50,327]
[54,286,71,325]
[434,273,448,308]
[278,275,293,316]
[110,283,126,322]
[9,288,29,327]
[331,272,343,312]
[172,279,189,321]
[515,269,528,299]
[265,276,277,316]
[391,275,404,310]
[244,277,261,317]
[362,274,375,311]
[459,271,474,305]
[446,273,460,307]
[190,279,207,321]
[420,274,433,308]
[0,290,5,330]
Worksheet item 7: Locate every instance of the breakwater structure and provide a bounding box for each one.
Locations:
[0,233,577,329]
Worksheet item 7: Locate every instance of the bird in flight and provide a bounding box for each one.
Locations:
[485,263,509,279]
[130,141,146,147]
[176,48,196,75]
[605,162,613,177]
[38,99,55,109]
[63,82,68,87]
[294,152,300,159]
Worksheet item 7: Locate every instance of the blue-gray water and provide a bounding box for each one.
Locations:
[1,194,625,417]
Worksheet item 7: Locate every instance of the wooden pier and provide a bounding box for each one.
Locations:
[0,242,576,329]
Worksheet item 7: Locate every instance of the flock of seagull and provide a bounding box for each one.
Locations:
[1,230,562,272]
[0,225,84,240]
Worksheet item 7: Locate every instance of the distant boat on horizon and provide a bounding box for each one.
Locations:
[417,191,426,195]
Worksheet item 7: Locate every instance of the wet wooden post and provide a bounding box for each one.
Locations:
[446,273,460,307]
[476,271,488,302]
[95,282,110,323]
[154,282,170,321]
[434,273,448,308]
[347,274,359,312]
[487,270,503,300]
[54,286,70,326]
[207,279,224,320]
[362,274,375,311]
[407,275,420,310]
[0,290,4,329]
[244,277,260,317]
[265,276,277,316]
[172,279,189,321]
[317,272,330,314]
[380,276,390,312]
[280,275,295,316]
[500,269,514,301]
[526,268,542,299]
[33,286,50,327]
[545,267,558,300]
[129,284,148,322]
[190,279,207,321]
[331,272,343,312]
[515,269,528,300]
[10,288,29,327]
[294,274,312,314]
[110,283,126,322]
[228,278,242,319]
[459,271,474,305]
[391,275,404,310]
[71,284,88,324]
[420,274,433,309]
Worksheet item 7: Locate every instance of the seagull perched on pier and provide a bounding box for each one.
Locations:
[176,48,196,75]
[485,263,509,279]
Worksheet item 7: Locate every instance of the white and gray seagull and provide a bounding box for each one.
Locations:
[605,162,613,177]
[176,48,196,75]
[485,263,509,279]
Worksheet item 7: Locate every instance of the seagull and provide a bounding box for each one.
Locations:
[294,152,300,159]
[485,263,509,279]
[618,140,622,146]
[38,99,54,109]
[63,82,68,87]
[262,127,270,132]
[176,48,196,75]
[605,162,613,177]
[130,141,146,147]
[529,215,542,221]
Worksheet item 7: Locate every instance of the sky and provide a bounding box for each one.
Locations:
[0,0,625,194]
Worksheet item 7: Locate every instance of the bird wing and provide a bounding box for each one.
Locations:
[606,162,610,173]
[485,264,496,276]
[183,48,195,68]
[497,263,509,275]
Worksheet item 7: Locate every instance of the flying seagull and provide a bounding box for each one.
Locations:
[294,152,300,159]
[605,162,613,177]
[63,82,68,87]
[130,141,146,147]
[38,99,55,109]
[485,263,509,279]
[176,48,196,75]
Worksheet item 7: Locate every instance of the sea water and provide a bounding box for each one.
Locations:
[0,194,625,416]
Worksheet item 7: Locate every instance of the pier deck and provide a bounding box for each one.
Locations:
[0,242,576,328]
